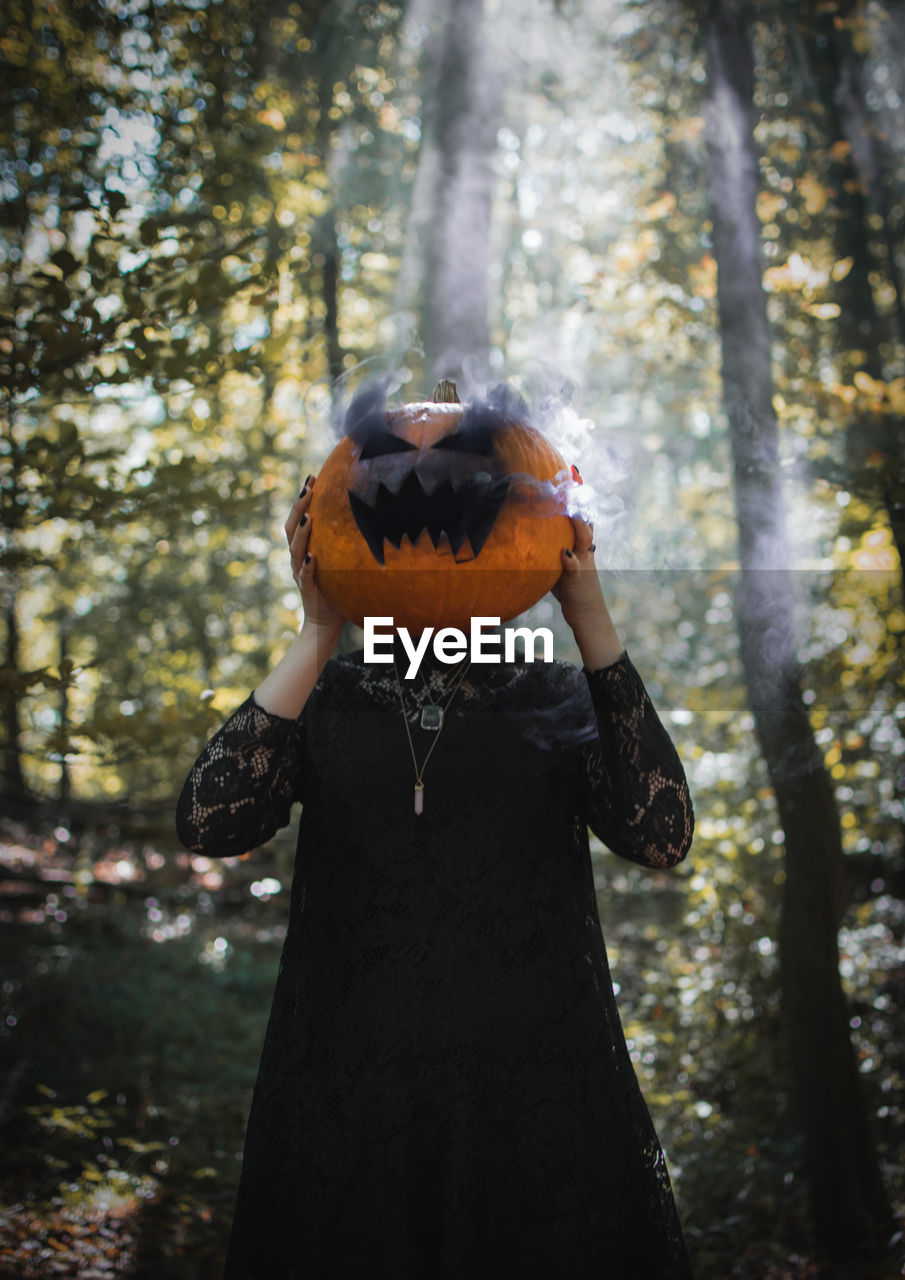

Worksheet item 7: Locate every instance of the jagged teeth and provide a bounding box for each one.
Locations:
[348,470,510,566]
[360,469,476,502]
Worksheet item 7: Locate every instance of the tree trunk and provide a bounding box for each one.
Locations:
[397,0,501,386]
[790,6,905,584]
[1,593,28,801]
[827,15,905,590]
[703,0,892,1261]
[828,6,905,343]
[57,611,71,806]
[315,53,343,387]
[794,5,905,861]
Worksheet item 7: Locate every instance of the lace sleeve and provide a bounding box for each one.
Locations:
[175,694,304,856]
[582,653,693,869]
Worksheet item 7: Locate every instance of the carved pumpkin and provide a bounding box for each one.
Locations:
[308,381,575,632]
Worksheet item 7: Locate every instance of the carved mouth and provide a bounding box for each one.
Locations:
[348,469,511,565]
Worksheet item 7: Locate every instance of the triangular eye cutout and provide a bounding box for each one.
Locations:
[432,426,494,456]
[359,433,418,460]
[431,406,502,458]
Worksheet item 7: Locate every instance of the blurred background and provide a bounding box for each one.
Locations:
[1,0,903,1275]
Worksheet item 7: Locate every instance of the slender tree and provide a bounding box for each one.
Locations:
[315,71,344,387]
[793,2,905,864]
[397,0,502,383]
[1,596,27,800]
[803,3,905,586]
[702,0,892,1261]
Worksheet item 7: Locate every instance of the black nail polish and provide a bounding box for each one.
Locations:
[299,514,307,526]
[565,549,574,558]
[298,488,306,499]
[305,474,314,486]
[304,553,311,565]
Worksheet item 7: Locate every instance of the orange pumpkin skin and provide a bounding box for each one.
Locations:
[308,397,575,632]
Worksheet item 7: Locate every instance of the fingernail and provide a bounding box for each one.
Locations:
[304,553,311,565]
[305,474,314,486]
[298,488,306,499]
[299,514,307,526]
[565,549,574,558]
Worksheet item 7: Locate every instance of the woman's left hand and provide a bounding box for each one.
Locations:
[552,517,624,670]
[552,517,605,626]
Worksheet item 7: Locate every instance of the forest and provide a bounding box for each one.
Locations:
[1,0,904,1275]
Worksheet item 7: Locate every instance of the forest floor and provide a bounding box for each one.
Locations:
[1,814,903,1279]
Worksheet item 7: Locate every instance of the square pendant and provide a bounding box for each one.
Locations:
[420,704,444,731]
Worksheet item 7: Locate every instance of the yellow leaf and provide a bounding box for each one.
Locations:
[776,144,801,165]
[797,173,830,215]
[852,26,871,55]
[0,37,32,68]
[87,1089,108,1105]
[807,303,841,319]
[688,252,717,299]
[831,257,854,281]
[613,229,656,273]
[855,547,897,570]
[117,1137,167,1153]
[642,192,676,221]
[764,252,828,292]
[886,378,905,414]
[853,370,886,398]
[757,192,785,222]
[257,107,286,130]
[670,116,705,143]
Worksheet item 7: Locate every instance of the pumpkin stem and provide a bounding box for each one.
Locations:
[430,379,460,404]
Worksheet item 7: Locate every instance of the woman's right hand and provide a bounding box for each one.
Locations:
[285,476,346,635]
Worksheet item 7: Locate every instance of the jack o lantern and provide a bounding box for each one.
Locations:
[308,380,576,632]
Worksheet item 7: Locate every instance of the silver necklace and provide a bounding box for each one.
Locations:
[393,658,472,815]
[417,665,451,731]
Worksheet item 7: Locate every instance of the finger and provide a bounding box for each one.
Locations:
[284,475,316,544]
[571,516,594,554]
[285,500,306,545]
[298,473,317,504]
[290,511,310,557]
[560,546,578,572]
[289,513,311,579]
[299,550,315,588]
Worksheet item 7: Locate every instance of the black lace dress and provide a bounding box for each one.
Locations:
[176,650,695,1279]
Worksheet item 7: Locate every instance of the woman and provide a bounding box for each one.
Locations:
[176,477,696,1279]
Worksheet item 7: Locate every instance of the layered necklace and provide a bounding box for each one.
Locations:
[392,657,472,815]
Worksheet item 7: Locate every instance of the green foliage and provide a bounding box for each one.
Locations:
[1,0,418,799]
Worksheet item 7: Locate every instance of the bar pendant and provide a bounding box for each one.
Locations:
[420,704,443,731]
[414,782,424,816]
